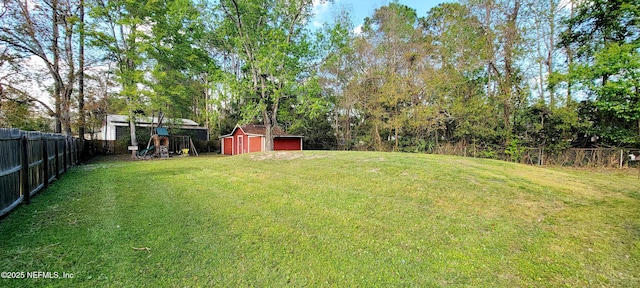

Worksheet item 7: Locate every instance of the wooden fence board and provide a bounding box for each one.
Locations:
[0,129,23,217]
[26,132,45,197]
[46,137,57,183]
[56,137,65,176]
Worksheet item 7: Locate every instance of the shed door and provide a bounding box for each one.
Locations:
[237,135,243,154]
[223,138,233,155]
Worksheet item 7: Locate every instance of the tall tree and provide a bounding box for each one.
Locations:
[316,6,357,149]
[146,0,212,122]
[0,0,80,134]
[90,0,154,146]
[421,3,495,148]
[467,0,527,145]
[215,0,325,151]
[361,1,419,151]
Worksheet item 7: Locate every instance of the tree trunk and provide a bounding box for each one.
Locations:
[203,72,209,130]
[260,75,274,152]
[346,105,351,150]
[536,9,545,102]
[52,0,62,133]
[263,110,273,151]
[484,2,495,107]
[335,110,340,149]
[374,123,382,151]
[394,104,399,152]
[78,0,86,140]
[547,0,556,107]
[566,0,575,107]
[129,116,138,147]
[502,0,520,145]
[63,16,74,136]
[435,127,438,150]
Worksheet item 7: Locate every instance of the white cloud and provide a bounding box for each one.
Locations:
[559,0,583,10]
[313,0,331,13]
[312,0,331,26]
[353,25,363,35]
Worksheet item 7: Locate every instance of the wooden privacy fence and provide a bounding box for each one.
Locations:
[0,128,81,218]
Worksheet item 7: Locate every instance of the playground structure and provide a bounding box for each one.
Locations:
[138,131,199,159]
[170,135,199,156]
[136,113,199,159]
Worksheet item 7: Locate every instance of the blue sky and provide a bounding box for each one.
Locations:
[312,0,449,31]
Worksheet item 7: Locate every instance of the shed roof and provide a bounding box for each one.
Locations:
[106,114,201,127]
[221,124,302,138]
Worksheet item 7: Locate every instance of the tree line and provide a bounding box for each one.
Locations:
[1,0,638,153]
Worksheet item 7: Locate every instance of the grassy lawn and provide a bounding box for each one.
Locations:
[1,151,639,287]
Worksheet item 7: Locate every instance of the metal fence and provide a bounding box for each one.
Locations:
[432,143,631,168]
[0,128,81,218]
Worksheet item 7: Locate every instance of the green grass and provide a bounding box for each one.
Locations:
[1,151,639,287]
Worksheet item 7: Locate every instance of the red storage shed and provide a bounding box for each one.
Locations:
[220,124,303,155]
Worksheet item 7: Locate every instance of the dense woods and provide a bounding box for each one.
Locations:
[1,0,639,154]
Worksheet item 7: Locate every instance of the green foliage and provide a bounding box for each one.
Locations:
[505,138,524,162]
[591,43,640,122]
[477,146,498,159]
[114,126,151,149]
[560,0,640,60]
[147,0,212,121]
[560,0,640,146]
[278,76,336,149]
[577,100,638,146]
[0,98,51,131]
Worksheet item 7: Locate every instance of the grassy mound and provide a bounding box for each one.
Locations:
[1,151,639,286]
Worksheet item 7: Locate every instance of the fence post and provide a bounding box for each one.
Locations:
[620,149,624,169]
[21,134,30,205]
[537,149,540,165]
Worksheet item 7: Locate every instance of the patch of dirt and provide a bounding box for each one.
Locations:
[250,151,326,161]
[78,163,126,171]
[400,171,418,179]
